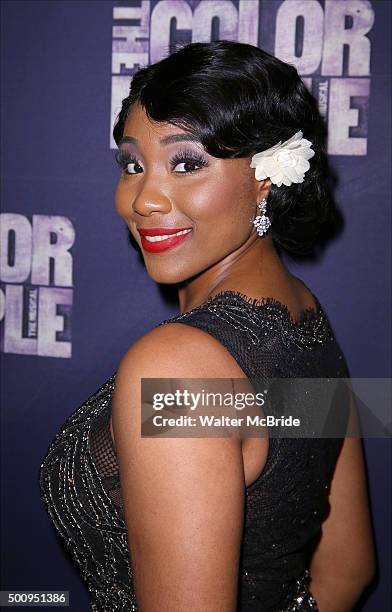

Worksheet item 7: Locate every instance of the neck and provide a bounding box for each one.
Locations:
[177,234,292,314]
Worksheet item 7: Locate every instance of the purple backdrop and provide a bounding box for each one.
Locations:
[1,1,391,610]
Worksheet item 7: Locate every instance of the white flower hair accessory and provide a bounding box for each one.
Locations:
[250,131,315,187]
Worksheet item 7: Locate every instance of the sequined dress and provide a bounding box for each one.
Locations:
[39,290,349,611]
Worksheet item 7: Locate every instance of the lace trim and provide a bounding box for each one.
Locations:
[161,288,323,326]
[159,289,332,349]
[208,289,323,326]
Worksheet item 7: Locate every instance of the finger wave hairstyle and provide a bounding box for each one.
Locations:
[113,40,341,257]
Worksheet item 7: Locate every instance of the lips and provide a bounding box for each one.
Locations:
[138,227,192,237]
[137,227,193,253]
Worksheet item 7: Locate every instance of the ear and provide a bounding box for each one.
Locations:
[253,177,272,203]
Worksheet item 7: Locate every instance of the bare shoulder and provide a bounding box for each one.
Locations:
[117,321,248,379]
[111,322,247,609]
[112,319,249,459]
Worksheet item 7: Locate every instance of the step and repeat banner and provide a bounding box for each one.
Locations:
[1,1,390,610]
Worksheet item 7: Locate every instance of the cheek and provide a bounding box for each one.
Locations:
[114,180,129,217]
[183,175,253,229]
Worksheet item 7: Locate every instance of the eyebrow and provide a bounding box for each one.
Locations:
[119,134,201,146]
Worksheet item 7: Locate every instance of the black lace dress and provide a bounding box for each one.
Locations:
[39,290,349,611]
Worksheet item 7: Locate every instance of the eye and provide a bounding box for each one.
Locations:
[115,150,143,175]
[170,149,208,174]
[114,148,208,175]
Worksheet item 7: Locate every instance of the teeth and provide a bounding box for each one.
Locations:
[143,229,192,242]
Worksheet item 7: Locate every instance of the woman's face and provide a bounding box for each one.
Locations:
[115,102,265,284]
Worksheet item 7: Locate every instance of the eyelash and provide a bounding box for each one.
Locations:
[115,149,208,175]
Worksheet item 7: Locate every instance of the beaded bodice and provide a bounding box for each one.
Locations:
[39,290,349,611]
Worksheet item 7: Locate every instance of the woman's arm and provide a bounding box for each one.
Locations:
[309,389,376,611]
[112,323,249,611]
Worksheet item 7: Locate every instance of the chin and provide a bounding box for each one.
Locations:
[145,266,192,285]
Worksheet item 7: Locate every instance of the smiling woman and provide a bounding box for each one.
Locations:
[39,40,375,612]
[113,100,265,287]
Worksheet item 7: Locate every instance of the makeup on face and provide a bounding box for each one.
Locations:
[115,129,210,255]
[115,138,209,179]
[114,105,259,286]
[137,227,193,253]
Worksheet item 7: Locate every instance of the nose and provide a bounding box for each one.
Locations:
[131,176,172,218]
[133,196,172,218]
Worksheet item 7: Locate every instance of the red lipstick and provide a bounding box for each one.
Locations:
[137,227,193,253]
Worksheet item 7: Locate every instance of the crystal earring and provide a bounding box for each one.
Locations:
[253,197,271,237]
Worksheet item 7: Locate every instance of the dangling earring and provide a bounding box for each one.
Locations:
[253,197,271,237]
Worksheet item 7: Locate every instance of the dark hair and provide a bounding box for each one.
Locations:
[113,41,340,257]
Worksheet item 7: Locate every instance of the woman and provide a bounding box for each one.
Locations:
[39,41,375,611]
